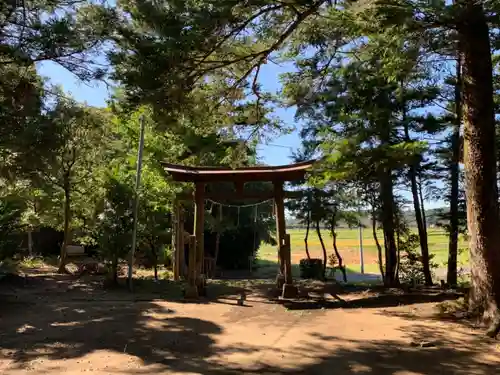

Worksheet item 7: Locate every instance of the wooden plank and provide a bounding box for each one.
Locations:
[162,160,315,183]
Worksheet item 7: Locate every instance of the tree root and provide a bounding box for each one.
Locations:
[57,265,71,275]
[485,315,500,339]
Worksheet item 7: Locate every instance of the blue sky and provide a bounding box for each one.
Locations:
[37,60,301,166]
[37,59,446,210]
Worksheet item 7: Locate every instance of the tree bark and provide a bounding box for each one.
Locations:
[417,177,428,232]
[448,54,462,287]
[402,85,433,285]
[151,243,158,281]
[27,228,33,257]
[408,167,432,284]
[372,210,384,279]
[380,168,398,287]
[458,1,500,336]
[304,210,311,259]
[331,224,347,282]
[111,254,118,284]
[58,175,71,273]
[315,220,327,279]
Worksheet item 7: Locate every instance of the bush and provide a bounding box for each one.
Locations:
[398,234,437,285]
[299,258,323,279]
[164,246,173,268]
[0,199,24,260]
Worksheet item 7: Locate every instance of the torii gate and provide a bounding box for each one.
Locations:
[162,160,315,298]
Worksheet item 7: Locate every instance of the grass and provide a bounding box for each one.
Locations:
[257,227,470,274]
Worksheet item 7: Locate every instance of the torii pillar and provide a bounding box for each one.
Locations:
[274,181,297,298]
[184,182,206,298]
[162,160,315,299]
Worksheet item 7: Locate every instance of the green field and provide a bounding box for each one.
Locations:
[257,227,469,275]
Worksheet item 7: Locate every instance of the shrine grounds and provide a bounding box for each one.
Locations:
[1,227,493,375]
[1,266,498,375]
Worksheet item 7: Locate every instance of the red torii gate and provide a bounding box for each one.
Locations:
[162,160,315,298]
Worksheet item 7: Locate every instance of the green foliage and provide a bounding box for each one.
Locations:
[0,198,24,260]
[299,258,323,280]
[398,233,438,285]
[94,176,134,280]
[1,0,115,80]
[2,0,500,293]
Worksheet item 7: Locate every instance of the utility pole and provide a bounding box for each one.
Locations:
[128,115,146,291]
[359,212,364,274]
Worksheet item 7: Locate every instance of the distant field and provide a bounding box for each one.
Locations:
[257,227,469,274]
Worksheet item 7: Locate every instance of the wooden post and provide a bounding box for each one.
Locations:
[274,181,297,298]
[178,206,185,278]
[274,182,286,276]
[185,235,198,298]
[194,182,205,293]
[214,204,222,273]
[284,233,292,284]
[172,199,180,281]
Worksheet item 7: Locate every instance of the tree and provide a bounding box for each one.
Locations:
[283,34,429,286]
[459,2,500,335]
[33,96,109,272]
[1,0,114,80]
[323,183,359,283]
[0,197,24,260]
[95,175,134,284]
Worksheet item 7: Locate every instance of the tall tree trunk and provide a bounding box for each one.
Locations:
[315,220,327,279]
[372,209,384,279]
[151,242,158,281]
[112,254,118,284]
[27,228,33,257]
[304,210,311,259]
[331,224,347,282]
[58,175,71,273]
[408,167,432,284]
[402,87,433,285]
[395,212,401,280]
[448,54,462,287]
[418,175,428,232]
[380,168,398,287]
[459,1,500,337]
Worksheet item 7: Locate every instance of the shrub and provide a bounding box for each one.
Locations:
[398,234,438,285]
[299,258,323,279]
[0,199,24,260]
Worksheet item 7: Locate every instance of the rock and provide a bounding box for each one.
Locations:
[410,340,436,348]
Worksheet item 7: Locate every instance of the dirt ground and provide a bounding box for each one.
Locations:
[1,272,499,375]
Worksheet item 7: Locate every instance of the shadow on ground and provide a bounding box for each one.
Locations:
[278,289,464,311]
[0,294,496,374]
[1,268,497,374]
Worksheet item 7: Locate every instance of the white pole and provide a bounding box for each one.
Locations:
[128,115,146,291]
[359,222,364,274]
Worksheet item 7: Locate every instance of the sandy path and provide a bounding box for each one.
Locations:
[1,288,499,375]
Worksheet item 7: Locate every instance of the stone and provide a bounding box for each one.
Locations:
[282,283,298,299]
[184,285,198,299]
